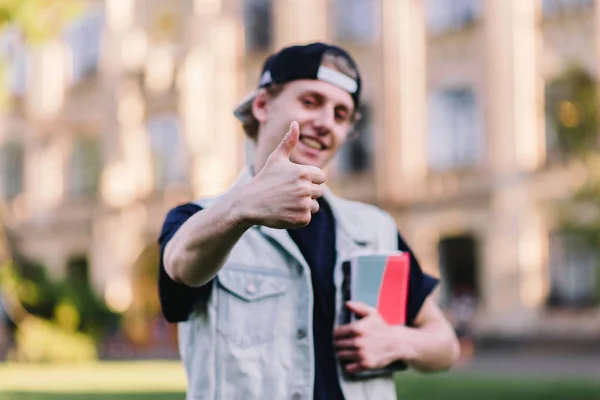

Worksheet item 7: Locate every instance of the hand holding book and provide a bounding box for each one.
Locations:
[334,301,409,378]
[335,251,413,379]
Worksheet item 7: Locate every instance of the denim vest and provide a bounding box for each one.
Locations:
[178,169,399,400]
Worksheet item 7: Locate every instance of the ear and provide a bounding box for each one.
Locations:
[251,89,270,124]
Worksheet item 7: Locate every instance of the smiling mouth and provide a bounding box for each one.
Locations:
[299,135,327,151]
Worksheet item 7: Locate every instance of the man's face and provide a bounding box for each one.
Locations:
[254,79,355,169]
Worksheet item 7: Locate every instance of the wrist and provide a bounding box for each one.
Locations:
[389,325,419,363]
[227,185,257,229]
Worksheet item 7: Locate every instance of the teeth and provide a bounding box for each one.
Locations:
[300,136,323,150]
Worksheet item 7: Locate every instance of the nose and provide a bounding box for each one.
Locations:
[313,106,335,137]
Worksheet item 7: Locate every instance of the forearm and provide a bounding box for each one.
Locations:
[392,321,460,372]
[163,187,252,287]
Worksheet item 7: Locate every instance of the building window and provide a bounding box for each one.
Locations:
[427,87,482,171]
[548,232,598,308]
[70,136,101,197]
[426,0,481,34]
[338,104,373,174]
[65,7,104,84]
[0,141,25,201]
[438,235,479,311]
[542,0,593,15]
[243,0,271,52]
[333,0,376,44]
[147,115,188,191]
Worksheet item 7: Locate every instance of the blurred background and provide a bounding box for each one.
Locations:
[0,0,599,399]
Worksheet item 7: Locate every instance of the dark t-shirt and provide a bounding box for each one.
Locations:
[158,200,439,400]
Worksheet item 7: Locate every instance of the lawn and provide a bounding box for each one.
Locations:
[0,361,599,400]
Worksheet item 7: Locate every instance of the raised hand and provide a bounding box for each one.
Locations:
[239,121,326,229]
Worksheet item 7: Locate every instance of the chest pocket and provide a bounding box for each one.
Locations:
[216,267,289,349]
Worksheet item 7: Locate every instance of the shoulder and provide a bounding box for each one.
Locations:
[161,193,228,227]
[327,194,397,247]
[159,202,203,242]
[193,195,220,209]
[164,202,203,221]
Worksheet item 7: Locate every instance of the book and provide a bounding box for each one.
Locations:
[340,251,411,379]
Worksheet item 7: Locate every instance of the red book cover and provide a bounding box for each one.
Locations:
[377,253,411,325]
[346,251,411,326]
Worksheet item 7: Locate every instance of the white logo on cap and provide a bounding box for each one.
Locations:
[259,70,272,86]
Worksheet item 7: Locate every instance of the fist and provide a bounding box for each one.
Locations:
[334,302,400,374]
[242,121,326,229]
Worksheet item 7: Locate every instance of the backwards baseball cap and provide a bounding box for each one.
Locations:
[233,42,362,123]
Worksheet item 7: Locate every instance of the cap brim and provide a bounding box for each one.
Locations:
[233,91,257,121]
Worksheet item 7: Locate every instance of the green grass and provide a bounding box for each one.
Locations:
[0,361,599,400]
[395,373,600,400]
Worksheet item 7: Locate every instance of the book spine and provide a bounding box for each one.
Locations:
[341,261,352,325]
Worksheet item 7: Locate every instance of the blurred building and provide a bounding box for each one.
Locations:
[0,0,599,343]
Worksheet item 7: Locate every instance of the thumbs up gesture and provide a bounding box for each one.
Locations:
[239,121,327,229]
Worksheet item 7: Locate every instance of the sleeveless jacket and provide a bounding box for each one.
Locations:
[178,168,399,400]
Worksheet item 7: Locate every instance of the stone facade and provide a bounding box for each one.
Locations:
[1,0,599,339]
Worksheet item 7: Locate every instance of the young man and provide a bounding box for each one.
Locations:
[159,42,460,400]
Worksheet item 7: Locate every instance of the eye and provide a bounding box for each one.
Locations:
[335,109,349,123]
[301,96,318,107]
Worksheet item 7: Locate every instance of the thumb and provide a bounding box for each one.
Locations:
[274,121,300,159]
[346,301,378,318]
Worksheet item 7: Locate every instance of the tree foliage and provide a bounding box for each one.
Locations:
[546,65,600,301]
[546,66,599,156]
[550,67,600,220]
[0,0,84,44]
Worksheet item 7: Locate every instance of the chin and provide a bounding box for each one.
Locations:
[291,155,325,168]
